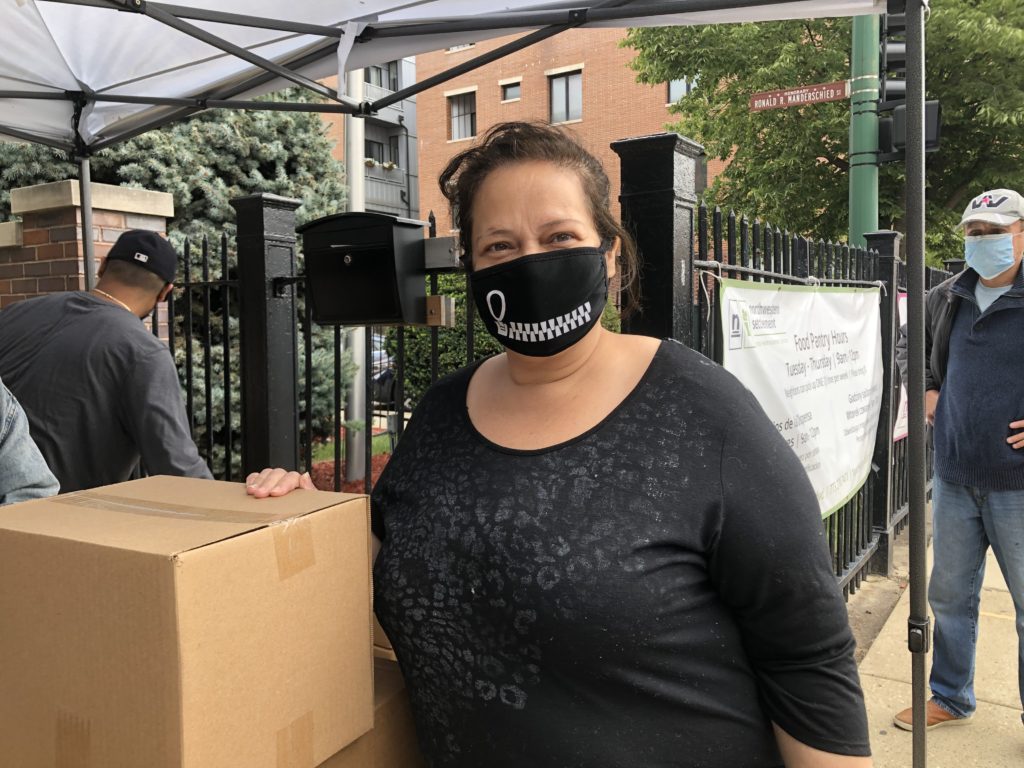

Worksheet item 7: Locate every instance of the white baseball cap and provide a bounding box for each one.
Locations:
[958,188,1024,228]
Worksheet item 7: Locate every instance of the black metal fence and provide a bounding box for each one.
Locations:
[162,234,240,480]
[692,205,885,595]
[168,203,494,494]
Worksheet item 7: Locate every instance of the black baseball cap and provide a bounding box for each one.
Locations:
[105,230,178,283]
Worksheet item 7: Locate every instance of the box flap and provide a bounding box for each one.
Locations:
[0,476,364,556]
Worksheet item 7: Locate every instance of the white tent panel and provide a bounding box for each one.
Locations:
[4,2,85,91]
[0,0,884,150]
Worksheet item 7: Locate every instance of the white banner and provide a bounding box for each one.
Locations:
[893,292,909,441]
[720,278,883,516]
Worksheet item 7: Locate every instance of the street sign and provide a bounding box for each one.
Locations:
[749,80,850,112]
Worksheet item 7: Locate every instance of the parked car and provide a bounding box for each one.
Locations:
[371,332,397,407]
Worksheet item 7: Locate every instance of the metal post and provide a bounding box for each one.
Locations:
[865,230,902,575]
[611,133,705,345]
[78,158,96,290]
[848,14,880,246]
[344,70,367,483]
[231,193,302,475]
[904,1,929,764]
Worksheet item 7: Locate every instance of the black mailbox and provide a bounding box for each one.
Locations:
[298,212,426,325]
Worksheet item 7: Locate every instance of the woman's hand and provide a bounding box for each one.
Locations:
[245,467,316,498]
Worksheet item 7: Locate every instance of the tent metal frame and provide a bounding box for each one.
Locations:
[10,0,821,154]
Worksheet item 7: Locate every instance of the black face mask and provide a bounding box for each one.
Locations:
[469,244,609,357]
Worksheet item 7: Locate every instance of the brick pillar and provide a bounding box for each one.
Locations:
[0,180,174,334]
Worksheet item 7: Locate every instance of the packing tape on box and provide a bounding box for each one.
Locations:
[276,711,315,768]
[272,517,317,580]
[55,710,91,768]
[54,491,303,525]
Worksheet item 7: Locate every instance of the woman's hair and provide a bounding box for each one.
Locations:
[438,121,640,317]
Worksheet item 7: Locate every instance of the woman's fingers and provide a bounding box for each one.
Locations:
[246,467,315,497]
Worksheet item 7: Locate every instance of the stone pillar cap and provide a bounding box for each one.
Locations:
[11,180,173,218]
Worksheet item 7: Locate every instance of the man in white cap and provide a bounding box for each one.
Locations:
[894,189,1024,730]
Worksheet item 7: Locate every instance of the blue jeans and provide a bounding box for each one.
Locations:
[929,477,1024,717]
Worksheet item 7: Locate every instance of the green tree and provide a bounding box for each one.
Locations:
[624,1,1024,265]
[0,89,354,476]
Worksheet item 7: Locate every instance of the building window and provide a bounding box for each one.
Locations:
[388,135,401,166]
[365,61,399,91]
[501,82,521,101]
[447,43,475,53]
[365,139,385,163]
[667,77,698,102]
[549,71,582,123]
[448,92,477,141]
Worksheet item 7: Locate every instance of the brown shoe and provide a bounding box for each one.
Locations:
[893,700,972,731]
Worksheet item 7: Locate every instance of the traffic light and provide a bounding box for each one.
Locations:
[879,12,907,107]
[876,9,941,163]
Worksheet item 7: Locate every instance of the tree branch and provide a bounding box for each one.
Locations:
[943,155,988,210]
[823,155,850,172]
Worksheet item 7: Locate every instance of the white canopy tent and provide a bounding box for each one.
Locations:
[0,2,935,764]
[1,0,885,151]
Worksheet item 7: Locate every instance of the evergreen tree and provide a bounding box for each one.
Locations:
[0,89,354,476]
[624,1,1024,264]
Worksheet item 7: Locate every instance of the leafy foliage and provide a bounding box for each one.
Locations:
[389,274,503,407]
[0,89,354,477]
[624,1,1024,265]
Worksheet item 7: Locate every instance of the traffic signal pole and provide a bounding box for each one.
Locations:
[848,14,880,247]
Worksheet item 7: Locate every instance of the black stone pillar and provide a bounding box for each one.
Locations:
[232,193,302,475]
[611,133,705,345]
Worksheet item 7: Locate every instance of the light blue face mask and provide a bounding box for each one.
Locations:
[964,233,1021,280]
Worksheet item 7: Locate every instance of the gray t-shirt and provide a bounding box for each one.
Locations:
[0,292,211,492]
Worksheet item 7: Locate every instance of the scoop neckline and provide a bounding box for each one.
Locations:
[460,338,668,456]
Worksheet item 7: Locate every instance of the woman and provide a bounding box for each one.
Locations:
[249,122,871,767]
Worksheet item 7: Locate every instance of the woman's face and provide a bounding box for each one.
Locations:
[470,160,617,277]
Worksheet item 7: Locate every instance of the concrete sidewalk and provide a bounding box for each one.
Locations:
[859,547,1023,766]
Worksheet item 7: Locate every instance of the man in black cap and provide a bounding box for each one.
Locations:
[0,230,211,492]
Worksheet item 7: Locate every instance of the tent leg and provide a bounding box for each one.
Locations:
[79,158,96,291]
[905,1,929,766]
[343,70,367,486]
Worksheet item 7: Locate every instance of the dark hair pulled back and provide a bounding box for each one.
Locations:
[438,121,640,317]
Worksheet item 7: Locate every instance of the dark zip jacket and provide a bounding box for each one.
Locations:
[895,265,1024,392]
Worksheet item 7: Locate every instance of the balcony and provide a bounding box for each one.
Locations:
[362,82,407,126]
[362,160,412,217]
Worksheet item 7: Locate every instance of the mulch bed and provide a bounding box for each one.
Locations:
[310,452,391,494]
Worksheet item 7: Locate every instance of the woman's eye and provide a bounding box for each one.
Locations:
[482,242,511,253]
[550,232,575,243]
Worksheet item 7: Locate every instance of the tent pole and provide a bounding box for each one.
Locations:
[904,1,929,766]
[343,71,366,485]
[79,157,96,291]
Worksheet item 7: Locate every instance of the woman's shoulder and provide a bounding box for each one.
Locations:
[651,338,756,404]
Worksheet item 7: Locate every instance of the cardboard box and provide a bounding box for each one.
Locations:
[321,660,425,768]
[0,476,373,768]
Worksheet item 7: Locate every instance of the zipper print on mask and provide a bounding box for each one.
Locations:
[485,289,592,341]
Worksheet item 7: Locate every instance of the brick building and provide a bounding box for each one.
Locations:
[414,28,726,233]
